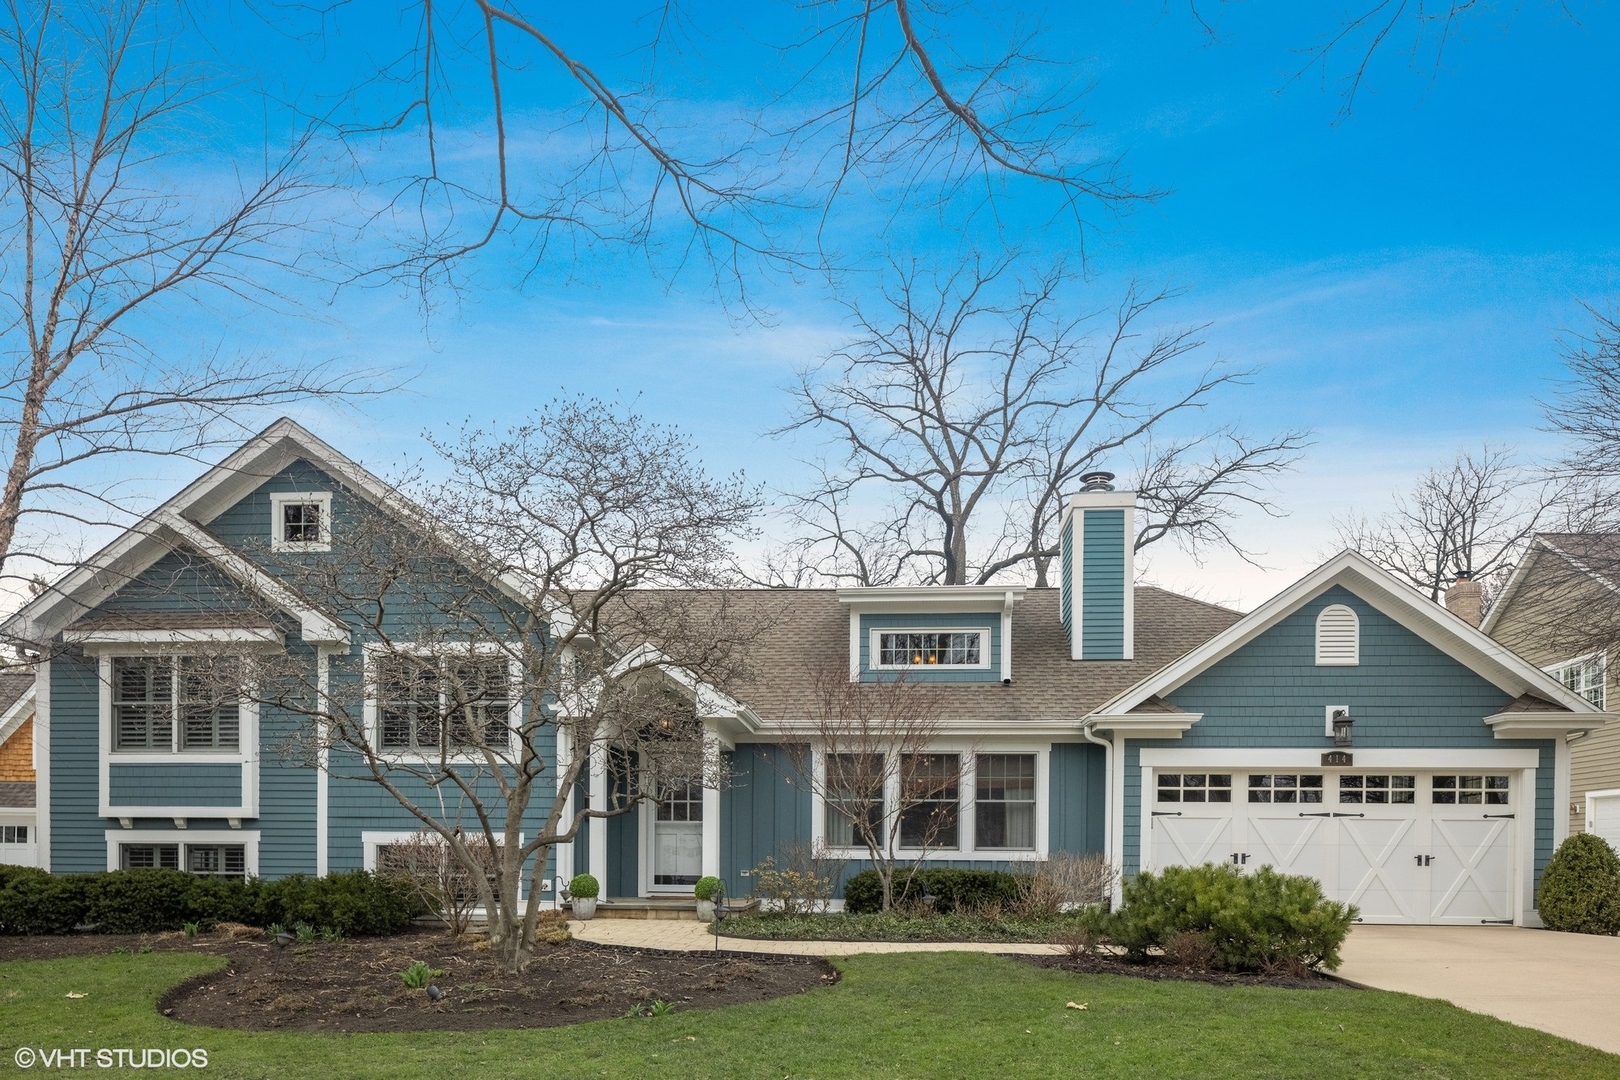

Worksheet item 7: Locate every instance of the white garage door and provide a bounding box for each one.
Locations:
[1587,790,1620,852]
[1148,770,1518,925]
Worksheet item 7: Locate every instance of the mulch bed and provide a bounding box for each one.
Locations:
[1,928,839,1032]
[1020,951,1347,991]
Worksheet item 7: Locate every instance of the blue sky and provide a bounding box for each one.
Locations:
[111,2,1620,609]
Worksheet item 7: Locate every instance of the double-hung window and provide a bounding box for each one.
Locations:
[976,754,1037,849]
[1549,654,1606,709]
[376,654,511,753]
[113,656,240,753]
[899,754,960,849]
[824,753,885,848]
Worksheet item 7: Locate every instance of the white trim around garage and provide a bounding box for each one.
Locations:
[1137,747,1543,769]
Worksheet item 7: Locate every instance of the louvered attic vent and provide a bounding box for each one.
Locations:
[1315,604,1360,666]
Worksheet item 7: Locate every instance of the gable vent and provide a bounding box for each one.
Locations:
[1315,604,1360,666]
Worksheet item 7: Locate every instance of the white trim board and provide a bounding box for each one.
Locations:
[1137,748,1543,769]
[0,683,33,747]
[104,829,260,876]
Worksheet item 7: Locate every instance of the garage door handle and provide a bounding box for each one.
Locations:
[1299,812,1334,818]
[1331,812,1365,818]
[1483,813,1515,819]
[1151,811,1182,817]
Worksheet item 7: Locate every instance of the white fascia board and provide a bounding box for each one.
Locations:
[158,513,348,644]
[66,628,281,647]
[1083,713,1201,740]
[837,585,1027,610]
[747,717,1088,740]
[0,686,33,746]
[603,643,752,723]
[1090,550,1607,721]
[1479,541,1547,636]
[1485,710,1615,738]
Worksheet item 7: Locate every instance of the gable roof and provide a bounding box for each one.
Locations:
[1091,550,1608,729]
[2,418,539,647]
[612,585,1242,726]
[1480,533,1620,636]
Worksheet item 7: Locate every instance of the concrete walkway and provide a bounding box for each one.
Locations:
[1337,925,1620,1055]
[568,918,1061,956]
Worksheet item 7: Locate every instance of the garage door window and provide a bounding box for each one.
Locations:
[1157,774,1232,803]
[1432,775,1510,805]
[1248,774,1323,803]
[1339,775,1416,804]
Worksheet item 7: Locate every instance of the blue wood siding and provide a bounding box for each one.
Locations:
[1049,742,1106,855]
[1081,509,1126,660]
[109,763,241,807]
[858,612,1000,683]
[82,551,262,620]
[1120,586,1557,892]
[48,650,107,871]
[719,744,812,899]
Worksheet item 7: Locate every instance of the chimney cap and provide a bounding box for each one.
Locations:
[1453,569,1474,583]
[1079,470,1116,493]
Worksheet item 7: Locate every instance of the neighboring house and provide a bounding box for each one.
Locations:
[1483,534,1620,848]
[0,668,38,866]
[2,420,1609,927]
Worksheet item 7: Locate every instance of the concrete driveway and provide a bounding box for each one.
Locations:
[1337,925,1620,1054]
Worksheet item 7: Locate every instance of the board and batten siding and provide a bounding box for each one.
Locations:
[1121,586,1557,892]
[719,744,812,900]
[857,612,1001,683]
[1049,741,1106,856]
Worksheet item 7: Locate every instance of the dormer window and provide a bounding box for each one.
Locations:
[874,630,987,669]
[270,491,331,552]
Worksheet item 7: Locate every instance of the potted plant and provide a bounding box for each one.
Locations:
[569,873,600,920]
[694,876,723,921]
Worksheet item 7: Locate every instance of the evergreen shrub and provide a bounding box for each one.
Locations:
[1538,833,1620,935]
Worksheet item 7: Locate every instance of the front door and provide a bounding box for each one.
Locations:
[650,781,703,891]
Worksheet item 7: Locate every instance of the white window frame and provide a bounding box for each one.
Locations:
[361,643,522,763]
[104,828,260,877]
[108,654,245,755]
[1546,652,1606,710]
[92,649,259,820]
[810,744,1049,861]
[270,491,333,553]
[362,829,532,900]
[868,627,993,672]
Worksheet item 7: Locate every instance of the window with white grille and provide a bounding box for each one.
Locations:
[1548,654,1605,709]
[873,630,986,669]
[0,825,27,844]
[1315,604,1360,666]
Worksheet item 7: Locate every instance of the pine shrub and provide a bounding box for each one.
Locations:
[1539,833,1620,935]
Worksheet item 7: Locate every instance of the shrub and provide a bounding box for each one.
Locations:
[694,876,723,902]
[842,868,1023,914]
[0,867,88,935]
[1014,853,1118,918]
[1539,833,1620,935]
[749,846,837,915]
[1103,864,1355,972]
[401,960,444,988]
[0,868,421,937]
[568,873,600,899]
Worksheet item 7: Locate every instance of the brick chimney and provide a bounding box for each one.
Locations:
[1445,570,1483,628]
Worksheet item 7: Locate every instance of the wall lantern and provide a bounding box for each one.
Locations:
[1330,708,1355,748]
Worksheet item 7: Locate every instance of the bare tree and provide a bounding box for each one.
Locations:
[0,0,376,589]
[768,255,1307,586]
[293,1,1148,301]
[1333,445,1562,608]
[784,666,962,911]
[377,828,498,937]
[237,399,763,971]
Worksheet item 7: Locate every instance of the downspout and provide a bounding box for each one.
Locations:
[1081,720,1118,904]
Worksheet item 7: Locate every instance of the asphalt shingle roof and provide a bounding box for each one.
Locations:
[614,586,1242,723]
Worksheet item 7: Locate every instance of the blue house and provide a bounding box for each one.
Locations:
[5,420,1609,926]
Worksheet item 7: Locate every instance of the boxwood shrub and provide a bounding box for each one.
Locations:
[842,868,1024,914]
[0,865,422,936]
[1102,863,1356,972]
[1538,833,1620,935]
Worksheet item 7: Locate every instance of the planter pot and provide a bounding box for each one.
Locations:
[695,899,716,922]
[573,897,597,920]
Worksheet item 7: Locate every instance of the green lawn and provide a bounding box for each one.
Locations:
[2,949,1616,1079]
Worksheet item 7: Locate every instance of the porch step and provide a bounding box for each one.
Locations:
[591,897,760,921]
